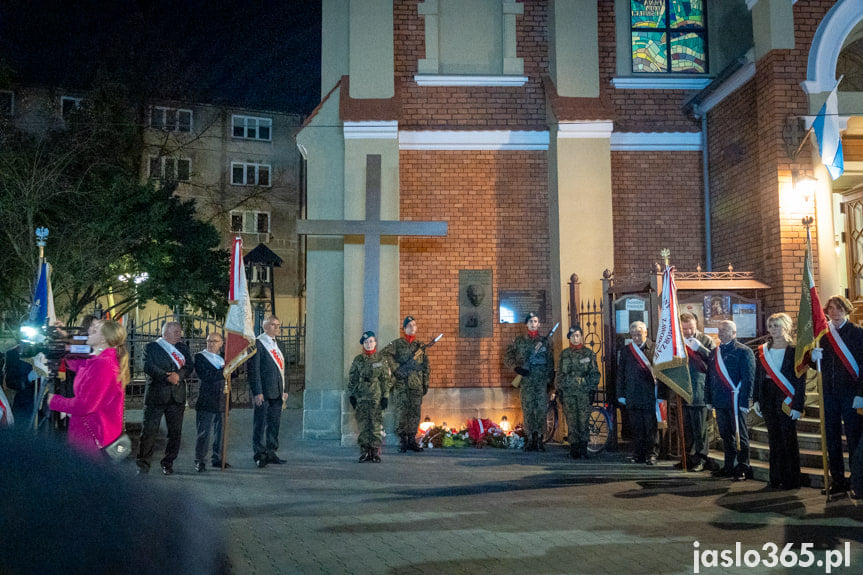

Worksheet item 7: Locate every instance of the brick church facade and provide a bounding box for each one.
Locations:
[297,0,863,441]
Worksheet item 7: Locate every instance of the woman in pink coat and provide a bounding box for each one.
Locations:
[48,320,128,457]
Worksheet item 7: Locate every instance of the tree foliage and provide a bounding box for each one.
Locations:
[0,83,229,325]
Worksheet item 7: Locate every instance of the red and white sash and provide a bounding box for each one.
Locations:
[156,338,186,369]
[629,343,665,423]
[686,344,709,374]
[714,346,742,442]
[825,322,860,379]
[628,343,653,377]
[758,344,794,407]
[656,397,668,426]
[257,333,285,383]
[0,387,13,427]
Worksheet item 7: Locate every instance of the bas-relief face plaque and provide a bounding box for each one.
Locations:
[459,269,493,338]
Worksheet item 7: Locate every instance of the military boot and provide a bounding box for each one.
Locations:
[522,434,535,451]
[579,443,589,459]
[569,443,580,459]
[359,447,371,463]
[371,447,382,463]
[398,434,408,453]
[408,437,424,452]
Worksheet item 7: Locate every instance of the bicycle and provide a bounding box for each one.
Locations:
[544,390,613,454]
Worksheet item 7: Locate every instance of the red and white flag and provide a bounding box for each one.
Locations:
[653,265,693,404]
[224,237,256,377]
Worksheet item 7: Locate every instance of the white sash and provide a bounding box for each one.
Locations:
[257,334,285,382]
[156,338,185,369]
[200,350,225,370]
[715,346,742,446]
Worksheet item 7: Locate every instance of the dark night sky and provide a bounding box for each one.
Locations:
[0,0,322,114]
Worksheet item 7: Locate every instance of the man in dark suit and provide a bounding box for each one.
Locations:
[194,332,227,472]
[136,321,194,475]
[815,295,863,495]
[680,313,717,472]
[618,321,661,466]
[706,320,756,481]
[247,315,288,468]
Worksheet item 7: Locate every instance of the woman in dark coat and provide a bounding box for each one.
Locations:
[752,313,806,490]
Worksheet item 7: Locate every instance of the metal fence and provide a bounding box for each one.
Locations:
[125,310,304,407]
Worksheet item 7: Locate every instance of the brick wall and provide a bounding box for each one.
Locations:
[399,150,551,388]
[394,0,548,129]
[707,0,835,319]
[597,0,701,133]
[611,151,705,276]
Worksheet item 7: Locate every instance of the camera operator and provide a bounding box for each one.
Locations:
[47,320,128,458]
[3,342,41,427]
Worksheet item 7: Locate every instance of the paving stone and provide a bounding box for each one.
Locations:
[109,409,863,574]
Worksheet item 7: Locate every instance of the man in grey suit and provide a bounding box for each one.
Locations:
[136,322,194,475]
[247,315,289,468]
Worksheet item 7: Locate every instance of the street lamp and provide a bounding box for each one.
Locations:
[793,171,817,227]
[118,272,149,324]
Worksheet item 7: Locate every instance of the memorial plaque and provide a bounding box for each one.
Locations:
[499,289,546,324]
[459,269,493,338]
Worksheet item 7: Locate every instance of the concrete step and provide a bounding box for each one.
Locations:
[749,425,846,452]
[747,439,847,469]
[707,454,842,489]
[734,394,854,490]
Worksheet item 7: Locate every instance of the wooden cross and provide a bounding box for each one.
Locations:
[296,155,447,334]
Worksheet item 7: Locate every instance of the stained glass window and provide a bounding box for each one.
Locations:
[631,0,706,74]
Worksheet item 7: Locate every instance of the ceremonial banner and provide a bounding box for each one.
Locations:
[653,265,693,404]
[30,262,56,326]
[224,237,256,377]
[812,80,844,180]
[794,227,829,376]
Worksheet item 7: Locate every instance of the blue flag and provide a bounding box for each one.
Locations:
[812,83,844,180]
[30,262,56,326]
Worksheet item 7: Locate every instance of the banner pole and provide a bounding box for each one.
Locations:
[816,361,831,500]
[676,394,686,471]
[221,373,231,471]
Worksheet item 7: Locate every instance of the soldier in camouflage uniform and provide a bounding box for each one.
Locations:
[505,312,555,451]
[382,316,429,453]
[348,331,391,463]
[557,325,601,459]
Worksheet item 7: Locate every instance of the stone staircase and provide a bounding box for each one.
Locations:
[710,393,848,489]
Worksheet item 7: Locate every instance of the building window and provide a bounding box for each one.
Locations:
[0,91,13,116]
[150,106,193,132]
[631,0,706,74]
[231,162,271,186]
[232,115,272,141]
[250,265,272,283]
[61,96,82,119]
[230,210,270,234]
[149,156,192,181]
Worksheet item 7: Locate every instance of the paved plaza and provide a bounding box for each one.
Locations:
[103,408,862,575]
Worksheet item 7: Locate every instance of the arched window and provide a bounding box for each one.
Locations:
[837,36,863,92]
